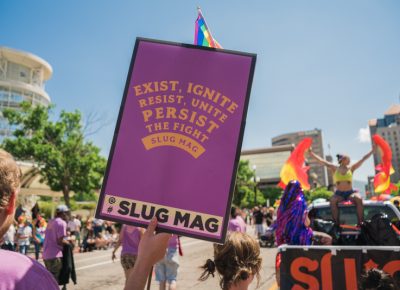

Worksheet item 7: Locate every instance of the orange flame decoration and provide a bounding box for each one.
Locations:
[372,134,398,194]
[278,138,312,190]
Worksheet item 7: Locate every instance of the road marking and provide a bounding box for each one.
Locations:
[76,259,119,271]
[268,282,278,290]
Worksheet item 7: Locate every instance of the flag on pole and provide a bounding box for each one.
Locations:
[194,8,222,48]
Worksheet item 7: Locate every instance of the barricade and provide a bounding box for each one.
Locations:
[278,245,400,289]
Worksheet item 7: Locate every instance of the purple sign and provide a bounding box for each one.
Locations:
[96,38,256,242]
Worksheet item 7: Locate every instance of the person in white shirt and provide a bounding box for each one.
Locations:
[68,215,82,247]
[1,223,15,251]
[16,218,32,255]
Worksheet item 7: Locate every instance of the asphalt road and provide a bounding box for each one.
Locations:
[64,233,277,290]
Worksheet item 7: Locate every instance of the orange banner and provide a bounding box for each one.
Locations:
[142,132,206,158]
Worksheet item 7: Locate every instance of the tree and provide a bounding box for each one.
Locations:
[2,102,106,207]
[233,160,265,207]
[260,186,283,207]
[304,187,333,202]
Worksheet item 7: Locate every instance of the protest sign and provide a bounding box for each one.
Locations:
[95,38,256,242]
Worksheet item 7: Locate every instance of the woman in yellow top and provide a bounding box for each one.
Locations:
[309,148,374,226]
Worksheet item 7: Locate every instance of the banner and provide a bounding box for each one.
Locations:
[279,245,400,290]
[95,38,256,243]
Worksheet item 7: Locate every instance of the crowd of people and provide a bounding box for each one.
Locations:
[1,206,121,259]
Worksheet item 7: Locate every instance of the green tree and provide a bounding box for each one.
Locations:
[260,186,283,207]
[2,102,106,207]
[233,160,265,207]
[304,187,333,202]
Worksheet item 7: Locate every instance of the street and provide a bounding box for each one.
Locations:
[65,234,277,290]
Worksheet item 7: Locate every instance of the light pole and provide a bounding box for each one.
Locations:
[252,165,260,206]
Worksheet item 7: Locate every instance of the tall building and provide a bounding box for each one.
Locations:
[369,104,400,183]
[272,129,327,187]
[0,47,52,137]
[325,155,334,189]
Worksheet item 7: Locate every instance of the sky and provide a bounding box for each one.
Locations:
[1,1,400,184]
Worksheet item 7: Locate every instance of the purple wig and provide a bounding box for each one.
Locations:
[275,180,313,246]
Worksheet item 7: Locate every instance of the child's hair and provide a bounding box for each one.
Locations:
[199,232,262,290]
[0,149,21,208]
[359,269,397,290]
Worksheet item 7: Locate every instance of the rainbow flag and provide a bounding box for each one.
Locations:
[194,8,222,48]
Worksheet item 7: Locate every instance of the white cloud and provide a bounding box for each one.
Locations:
[357,126,371,143]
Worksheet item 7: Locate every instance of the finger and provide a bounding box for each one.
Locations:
[145,217,158,236]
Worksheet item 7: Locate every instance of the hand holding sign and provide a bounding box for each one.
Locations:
[125,218,171,290]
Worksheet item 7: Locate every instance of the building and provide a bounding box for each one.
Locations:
[369,104,400,183]
[272,129,327,187]
[0,46,52,137]
[325,155,334,189]
[241,145,294,188]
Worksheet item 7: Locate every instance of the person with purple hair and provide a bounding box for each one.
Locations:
[274,180,332,246]
[274,180,331,287]
[275,180,313,246]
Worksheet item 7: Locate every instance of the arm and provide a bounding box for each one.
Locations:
[351,148,374,172]
[57,221,69,246]
[125,218,171,290]
[308,150,336,170]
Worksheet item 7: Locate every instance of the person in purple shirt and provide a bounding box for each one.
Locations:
[43,204,69,283]
[0,149,59,290]
[112,224,144,285]
[227,206,247,233]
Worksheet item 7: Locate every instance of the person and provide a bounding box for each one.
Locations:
[0,149,59,289]
[275,180,313,246]
[265,207,275,228]
[32,215,47,260]
[112,224,144,285]
[274,180,332,287]
[199,231,262,290]
[275,180,332,246]
[124,218,171,290]
[43,204,70,283]
[16,216,32,255]
[359,268,397,290]
[309,147,374,226]
[252,206,264,238]
[84,228,96,252]
[1,221,15,251]
[228,206,246,233]
[237,208,247,233]
[67,214,81,248]
[155,235,180,290]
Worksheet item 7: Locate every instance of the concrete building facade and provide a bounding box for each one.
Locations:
[369,104,400,183]
[0,47,52,137]
[272,129,327,187]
